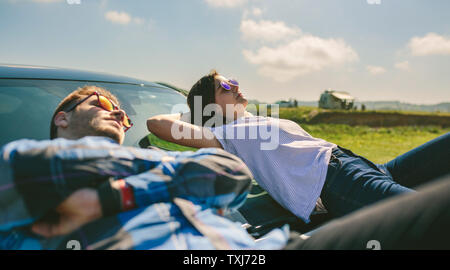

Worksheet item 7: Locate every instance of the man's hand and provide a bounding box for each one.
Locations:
[31,188,102,238]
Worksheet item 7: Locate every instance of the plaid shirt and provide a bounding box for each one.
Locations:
[0,137,288,250]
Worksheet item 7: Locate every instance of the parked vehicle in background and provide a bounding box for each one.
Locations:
[319,89,355,110]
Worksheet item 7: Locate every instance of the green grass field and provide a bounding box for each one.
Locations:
[301,124,449,164]
[277,106,450,120]
[276,107,450,163]
[148,107,449,164]
[149,124,449,164]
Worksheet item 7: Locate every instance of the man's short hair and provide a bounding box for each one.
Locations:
[49,86,120,139]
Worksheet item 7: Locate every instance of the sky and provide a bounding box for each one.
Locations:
[0,0,449,104]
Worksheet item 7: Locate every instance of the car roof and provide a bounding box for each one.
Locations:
[0,63,166,89]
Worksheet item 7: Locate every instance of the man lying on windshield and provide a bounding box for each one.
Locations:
[0,85,448,250]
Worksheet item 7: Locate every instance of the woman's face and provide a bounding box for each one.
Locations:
[214,75,248,119]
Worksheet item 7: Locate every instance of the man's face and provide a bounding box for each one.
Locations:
[65,95,126,144]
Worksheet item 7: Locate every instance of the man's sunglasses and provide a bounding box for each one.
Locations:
[64,91,133,132]
[218,78,239,91]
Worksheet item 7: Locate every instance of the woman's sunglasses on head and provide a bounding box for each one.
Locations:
[64,91,133,132]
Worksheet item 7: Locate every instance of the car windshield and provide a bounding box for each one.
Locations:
[0,79,189,147]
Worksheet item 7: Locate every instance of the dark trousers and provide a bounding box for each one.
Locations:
[284,174,450,250]
[320,132,450,218]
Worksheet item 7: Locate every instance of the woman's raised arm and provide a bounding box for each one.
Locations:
[147,113,223,149]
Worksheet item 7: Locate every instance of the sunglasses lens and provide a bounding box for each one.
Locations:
[99,95,114,111]
[97,93,132,131]
[220,81,231,90]
[123,116,131,128]
[228,79,239,86]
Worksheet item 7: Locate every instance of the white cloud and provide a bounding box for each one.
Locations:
[366,65,386,75]
[251,7,263,16]
[243,35,358,82]
[105,11,131,25]
[367,0,381,4]
[408,33,450,56]
[240,19,301,42]
[204,0,247,8]
[105,11,147,27]
[394,61,410,71]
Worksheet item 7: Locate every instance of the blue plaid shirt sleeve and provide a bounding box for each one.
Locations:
[0,137,252,232]
[123,148,252,211]
[1,137,291,250]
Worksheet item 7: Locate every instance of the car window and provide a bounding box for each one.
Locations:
[0,79,188,147]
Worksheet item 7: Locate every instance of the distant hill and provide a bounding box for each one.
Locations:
[156,84,449,113]
[250,99,450,113]
[278,107,450,127]
[354,101,450,113]
[247,99,269,105]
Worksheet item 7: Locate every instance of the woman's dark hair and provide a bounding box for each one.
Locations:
[187,70,218,126]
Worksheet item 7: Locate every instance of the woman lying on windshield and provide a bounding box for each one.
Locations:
[147,70,450,223]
